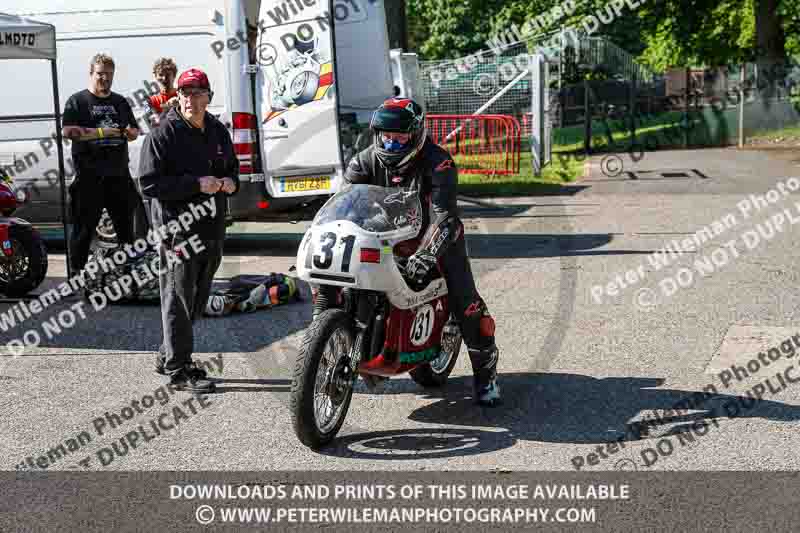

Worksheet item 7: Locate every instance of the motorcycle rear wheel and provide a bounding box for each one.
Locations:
[409,319,462,388]
[0,224,48,297]
[291,309,356,449]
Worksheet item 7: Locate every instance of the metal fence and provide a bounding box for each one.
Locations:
[421,43,539,137]
[557,60,800,155]
[425,114,521,175]
[420,30,800,172]
[418,33,660,174]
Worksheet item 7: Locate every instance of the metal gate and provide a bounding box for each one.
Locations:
[425,114,521,175]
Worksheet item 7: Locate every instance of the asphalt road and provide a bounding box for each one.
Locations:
[2,147,800,472]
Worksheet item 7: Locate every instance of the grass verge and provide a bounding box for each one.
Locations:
[747,124,800,140]
[457,150,584,197]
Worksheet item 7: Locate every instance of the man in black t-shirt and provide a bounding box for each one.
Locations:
[62,53,140,273]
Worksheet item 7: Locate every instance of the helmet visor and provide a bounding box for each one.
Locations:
[371,107,416,133]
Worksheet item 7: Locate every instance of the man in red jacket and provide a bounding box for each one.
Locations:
[145,57,179,128]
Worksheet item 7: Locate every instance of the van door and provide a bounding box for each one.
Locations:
[256,0,343,198]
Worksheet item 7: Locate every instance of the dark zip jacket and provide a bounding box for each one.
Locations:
[138,107,239,241]
[344,137,463,255]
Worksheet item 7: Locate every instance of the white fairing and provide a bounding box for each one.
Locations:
[295,185,448,310]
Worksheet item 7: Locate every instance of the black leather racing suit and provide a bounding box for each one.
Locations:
[315,137,498,379]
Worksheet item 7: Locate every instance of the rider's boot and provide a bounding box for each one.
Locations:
[468,343,501,407]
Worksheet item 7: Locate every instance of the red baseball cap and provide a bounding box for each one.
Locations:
[177,68,210,90]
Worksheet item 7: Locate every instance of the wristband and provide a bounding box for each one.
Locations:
[97,128,103,139]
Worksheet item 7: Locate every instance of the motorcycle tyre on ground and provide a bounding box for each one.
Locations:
[291,309,356,449]
[0,224,48,297]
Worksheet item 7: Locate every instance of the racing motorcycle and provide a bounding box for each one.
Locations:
[0,170,48,297]
[291,184,463,449]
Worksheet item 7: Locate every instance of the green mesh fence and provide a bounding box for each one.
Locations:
[419,32,657,154]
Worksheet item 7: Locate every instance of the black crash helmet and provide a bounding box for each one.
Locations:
[370,97,427,175]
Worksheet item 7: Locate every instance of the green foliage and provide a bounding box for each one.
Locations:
[779,0,800,57]
[636,0,757,70]
[407,0,798,70]
[792,85,800,113]
[408,0,505,59]
[408,0,650,60]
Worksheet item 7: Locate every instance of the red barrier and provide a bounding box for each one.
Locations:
[424,114,521,175]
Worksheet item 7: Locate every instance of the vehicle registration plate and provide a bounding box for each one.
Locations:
[280,175,331,193]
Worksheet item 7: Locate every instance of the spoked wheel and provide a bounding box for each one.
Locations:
[291,309,356,449]
[95,209,117,242]
[94,201,149,245]
[0,225,48,297]
[410,318,463,388]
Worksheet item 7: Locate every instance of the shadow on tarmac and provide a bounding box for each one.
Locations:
[0,284,311,354]
[212,378,292,393]
[315,372,800,460]
[1,227,654,353]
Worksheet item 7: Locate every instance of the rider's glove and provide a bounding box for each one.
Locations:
[405,251,438,283]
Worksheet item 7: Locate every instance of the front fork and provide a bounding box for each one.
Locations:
[348,290,386,378]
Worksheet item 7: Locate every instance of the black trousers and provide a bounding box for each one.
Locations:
[436,234,496,375]
[68,173,138,272]
[157,235,223,376]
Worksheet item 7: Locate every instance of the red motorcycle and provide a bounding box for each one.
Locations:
[0,171,48,297]
[292,185,462,448]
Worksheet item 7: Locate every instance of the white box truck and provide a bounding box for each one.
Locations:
[0,0,412,227]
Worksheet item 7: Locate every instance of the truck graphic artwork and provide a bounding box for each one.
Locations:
[260,1,342,124]
[264,58,334,123]
[258,0,345,190]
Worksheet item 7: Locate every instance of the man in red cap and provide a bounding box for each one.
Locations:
[139,67,239,393]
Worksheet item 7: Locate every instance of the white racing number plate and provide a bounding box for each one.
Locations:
[410,304,435,346]
[305,231,358,282]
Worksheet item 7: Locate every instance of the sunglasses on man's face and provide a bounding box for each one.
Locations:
[178,88,209,98]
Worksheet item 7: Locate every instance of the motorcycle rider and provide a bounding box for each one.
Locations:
[314,97,501,407]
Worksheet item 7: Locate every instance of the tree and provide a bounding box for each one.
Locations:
[406,0,799,68]
[385,0,408,50]
[756,0,787,61]
[635,0,800,68]
[408,0,505,59]
[634,0,755,69]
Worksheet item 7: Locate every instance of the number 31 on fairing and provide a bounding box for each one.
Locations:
[308,231,356,272]
[410,304,435,346]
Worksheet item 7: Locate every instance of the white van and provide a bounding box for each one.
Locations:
[0,0,409,226]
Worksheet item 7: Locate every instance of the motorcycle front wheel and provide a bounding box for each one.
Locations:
[291,309,356,449]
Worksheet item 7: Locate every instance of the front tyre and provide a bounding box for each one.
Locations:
[410,319,462,388]
[291,309,356,449]
[0,224,48,297]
